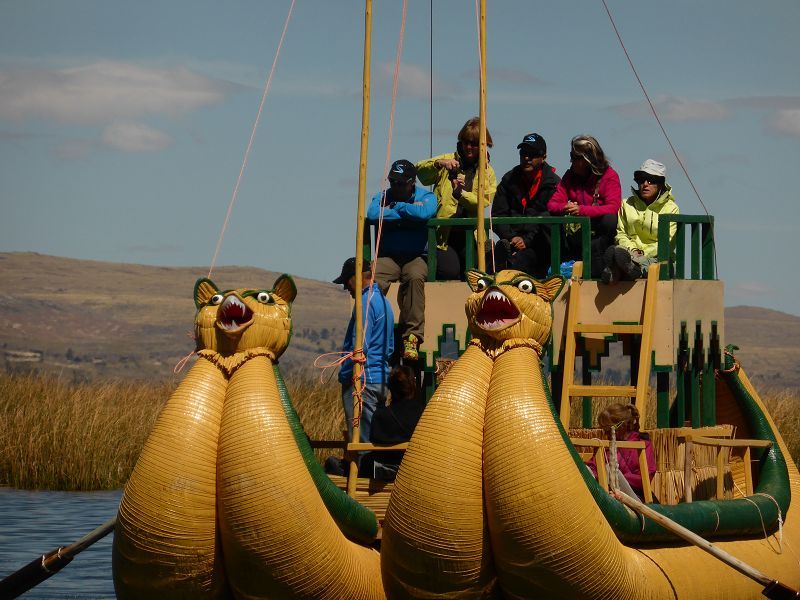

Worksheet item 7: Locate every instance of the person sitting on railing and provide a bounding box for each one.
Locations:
[333,257,394,447]
[587,403,656,501]
[601,159,680,284]
[367,159,438,362]
[358,365,425,482]
[416,116,497,280]
[547,134,622,278]
[491,132,560,277]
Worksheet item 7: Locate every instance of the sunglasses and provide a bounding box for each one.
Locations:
[569,151,585,162]
[389,178,413,186]
[634,174,663,186]
[519,149,543,159]
[460,140,480,148]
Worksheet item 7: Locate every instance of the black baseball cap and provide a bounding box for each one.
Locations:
[333,257,370,284]
[387,159,417,183]
[517,133,547,157]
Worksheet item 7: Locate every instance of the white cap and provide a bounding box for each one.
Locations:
[636,159,666,178]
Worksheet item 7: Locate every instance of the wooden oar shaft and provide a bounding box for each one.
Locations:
[616,493,798,598]
[0,516,116,599]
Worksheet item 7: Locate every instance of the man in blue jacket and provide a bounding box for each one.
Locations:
[367,159,438,361]
[334,257,395,445]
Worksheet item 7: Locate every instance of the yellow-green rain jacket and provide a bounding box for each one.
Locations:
[416,152,497,250]
[615,183,680,257]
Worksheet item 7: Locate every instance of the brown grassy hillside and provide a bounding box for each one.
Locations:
[2,252,800,389]
[0,252,352,381]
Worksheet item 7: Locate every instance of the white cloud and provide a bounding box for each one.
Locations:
[612,94,730,121]
[101,122,172,152]
[376,62,460,100]
[0,61,232,124]
[766,109,800,137]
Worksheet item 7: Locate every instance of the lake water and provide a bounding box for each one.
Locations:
[0,488,120,599]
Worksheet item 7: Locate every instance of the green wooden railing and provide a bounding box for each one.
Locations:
[657,215,716,281]
[367,214,716,283]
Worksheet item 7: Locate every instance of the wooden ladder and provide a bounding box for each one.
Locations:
[559,261,660,428]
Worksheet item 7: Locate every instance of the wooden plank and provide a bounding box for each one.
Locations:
[570,438,646,450]
[635,263,660,422]
[690,437,772,449]
[346,442,409,452]
[559,261,584,427]
[574,323,643,334]
[568,385,636,397]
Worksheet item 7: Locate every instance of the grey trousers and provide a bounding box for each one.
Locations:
[374,255,427,341]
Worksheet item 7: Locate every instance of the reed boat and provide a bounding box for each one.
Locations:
[109,0,797,597]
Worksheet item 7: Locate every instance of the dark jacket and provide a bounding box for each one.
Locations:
[492,163,560,247]
[370,399,425,445]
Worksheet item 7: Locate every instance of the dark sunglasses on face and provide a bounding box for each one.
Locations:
[461,140,480,148]
[569,151,584,162]
[634,174,663,186]
[389,178,412,187]
[519,149,543,159]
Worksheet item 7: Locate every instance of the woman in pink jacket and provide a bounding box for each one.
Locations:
[547,134,622,277]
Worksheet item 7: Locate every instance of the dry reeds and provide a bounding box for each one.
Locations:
[0,372,173,490]
[0,368,343,490]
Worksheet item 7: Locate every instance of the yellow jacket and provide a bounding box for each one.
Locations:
[416,152,497,250]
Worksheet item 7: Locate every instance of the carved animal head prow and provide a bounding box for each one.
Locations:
[464,269,564,346]
[193,274,297,357]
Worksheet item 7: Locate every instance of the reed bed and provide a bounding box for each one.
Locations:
[0,370,796,491]
[0,372,173,490]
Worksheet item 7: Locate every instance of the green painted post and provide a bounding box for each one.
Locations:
[675,322,688,427]
[656,370,670,428]
[691,223,701,280]
[464,227,475,272]
[550,225,562,275]
[675,224,685,279]
[580,218,591,276]
[691,321,702,428]
[427,222,437,281]
[702,219,715,280]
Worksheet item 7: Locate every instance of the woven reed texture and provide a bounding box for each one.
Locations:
[483,348,668,599]
[217,357,384,600]
[381,345,498,599]
[113,358,230,598]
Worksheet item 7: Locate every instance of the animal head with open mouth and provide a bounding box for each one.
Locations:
[193,274,297,357]
[465,269,564,347]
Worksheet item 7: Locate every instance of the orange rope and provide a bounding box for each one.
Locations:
[207,0,297,279]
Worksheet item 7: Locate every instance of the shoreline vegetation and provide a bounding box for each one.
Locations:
[0,370,797,491]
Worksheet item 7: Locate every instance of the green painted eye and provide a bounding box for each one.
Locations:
[209,294,224,305]
[517,279,535,293]
[256,291,273,304]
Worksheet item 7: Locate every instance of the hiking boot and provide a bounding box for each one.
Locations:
[614,246,642,280]
[403,334,420,361]
[601,266,616,284]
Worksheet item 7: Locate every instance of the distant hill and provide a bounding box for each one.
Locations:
[1,252,799,388]
[0,252,351,381]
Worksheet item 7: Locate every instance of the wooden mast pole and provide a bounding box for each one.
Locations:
[347,0,373,497]
[476,0,487,272]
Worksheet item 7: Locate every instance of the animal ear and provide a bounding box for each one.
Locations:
[465,269,490,292]
[194,278,220,309]
[535,275,565,303]
[273,274,297,303]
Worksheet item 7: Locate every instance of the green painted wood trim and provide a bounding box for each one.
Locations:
[691,223,701,279]
[702,220,715,280]
[427,225,437,281]
[272,364,379,544]
[691,321,703,427]
[656,371,670,428]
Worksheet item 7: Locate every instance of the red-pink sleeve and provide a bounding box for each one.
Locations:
[547,179,568,214]
[577,168,622,218]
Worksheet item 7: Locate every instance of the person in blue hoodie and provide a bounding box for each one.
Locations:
[333,257,395,445]
[367,159,438,361]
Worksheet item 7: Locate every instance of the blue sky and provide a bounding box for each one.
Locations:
[1,1,799,314]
